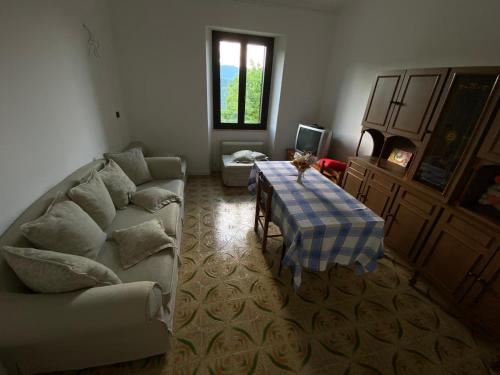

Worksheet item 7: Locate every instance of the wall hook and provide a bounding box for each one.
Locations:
[83,23,100,57]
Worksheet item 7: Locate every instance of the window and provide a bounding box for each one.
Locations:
[212,31,274,130]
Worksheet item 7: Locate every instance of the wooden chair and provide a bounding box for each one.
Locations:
[254,172,282,253]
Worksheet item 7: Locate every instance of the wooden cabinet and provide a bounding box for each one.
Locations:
[360,170,399,218]
[342,159,368,199]
[384,188,442,262]
[345,66,500,337]
[478,103,500,163]
[362,70,404,131]
[387,68,448,140]
[461,248,500,337]
[411,68,500,198]
[417,209,498,301]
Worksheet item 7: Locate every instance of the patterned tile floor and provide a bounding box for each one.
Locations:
[57,175,499,375]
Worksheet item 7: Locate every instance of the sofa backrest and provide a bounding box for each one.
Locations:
[221,141,266,156]
[0,160,105,293]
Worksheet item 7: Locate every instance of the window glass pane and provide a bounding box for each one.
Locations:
[414,74,496,191]
[219,41,240,123]
[244,44,266,124]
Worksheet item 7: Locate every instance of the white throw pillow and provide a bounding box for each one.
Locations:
[2,246,121,293]
[68,170,116,229]
[252,151,268,161]
[104,148,153,185]
[20,198,106,260]
[232,150,254,163]
[112,218,175,269]
[131,187,182,213]
[98,160,136,209]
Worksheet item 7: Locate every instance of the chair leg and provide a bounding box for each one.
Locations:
[254,188,260,234]
[262,216,270,253]
[278,242,286,276]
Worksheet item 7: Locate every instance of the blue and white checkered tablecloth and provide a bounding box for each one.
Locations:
[248,161,384,288]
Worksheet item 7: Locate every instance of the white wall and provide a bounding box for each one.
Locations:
[320,0,500,161]
[109,0,334,174]
[0,0,128,234]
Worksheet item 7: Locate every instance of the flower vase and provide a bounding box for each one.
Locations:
[297,170,305,184]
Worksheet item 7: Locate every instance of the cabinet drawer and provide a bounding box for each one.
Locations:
[347,160,368,177]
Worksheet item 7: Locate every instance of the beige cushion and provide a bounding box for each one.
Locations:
[131,187,181,213]
[138,179,184,197]
[68,170,116,229]
[20,199,106,260]
[2,246,121,293]
[104,148,153,185]
[98,160,136,209]
[232,150,254,163]
[106,198,180,238]
[112,219,175,269]
[97,240,176,306]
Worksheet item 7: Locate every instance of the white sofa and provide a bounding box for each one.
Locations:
[221,141,267,187]
[0,155,186,374]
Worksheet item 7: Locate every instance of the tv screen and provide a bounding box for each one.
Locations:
[296,126,322,155]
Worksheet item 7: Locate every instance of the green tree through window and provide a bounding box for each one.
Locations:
[221,62,264,124]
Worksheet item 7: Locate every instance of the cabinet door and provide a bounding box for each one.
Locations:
[387,68,448,140]
[461,247,500,337]
[412,68,499,195]
[362,71,404,131]
[360,171,399,218]
[417,210,497,301]
[385,188,442,262]
[342,160,368,198]
[477,102,500,163]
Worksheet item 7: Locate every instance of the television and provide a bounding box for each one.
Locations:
[294,124,332,158]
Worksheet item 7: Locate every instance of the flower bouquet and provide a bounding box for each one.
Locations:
[291,152,316,184]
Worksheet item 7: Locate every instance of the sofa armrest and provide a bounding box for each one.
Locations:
[0,281,165,347]
[146,157,183,180]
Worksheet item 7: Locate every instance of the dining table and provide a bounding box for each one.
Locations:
[248,161,385,288]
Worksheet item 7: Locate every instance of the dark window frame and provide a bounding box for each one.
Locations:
[212,30,274,130]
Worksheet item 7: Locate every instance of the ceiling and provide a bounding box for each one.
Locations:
[232,0,349,12]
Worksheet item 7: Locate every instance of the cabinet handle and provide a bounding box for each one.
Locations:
[477,277,487,285]
[467,271,477,277]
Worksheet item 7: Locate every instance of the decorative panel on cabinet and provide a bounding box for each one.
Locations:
[478,101,500,164]
[384,188,442,262]
[362,71,404,131]
[360,170,399,218]
[387,68,448,140]
[461,247,500,337]
[412,68,499,196]
[342,159,368,199]
[417,209,498,302]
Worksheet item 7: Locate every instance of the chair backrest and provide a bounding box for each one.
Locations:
[257,172,273,212]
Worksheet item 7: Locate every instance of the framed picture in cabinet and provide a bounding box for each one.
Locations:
[387,148,413,167]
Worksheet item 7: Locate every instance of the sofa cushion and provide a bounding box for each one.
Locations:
[104,148,153,185]
[106,202,180,238]
[131,187,182,213]
[97,240,176,305]
[68,170,116,229]
[2,246,121,293]
[20,199,106,260]
[98,160,136,209]
[137,179,184,197]
[232,150,253,163]
[112,219,175,269]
